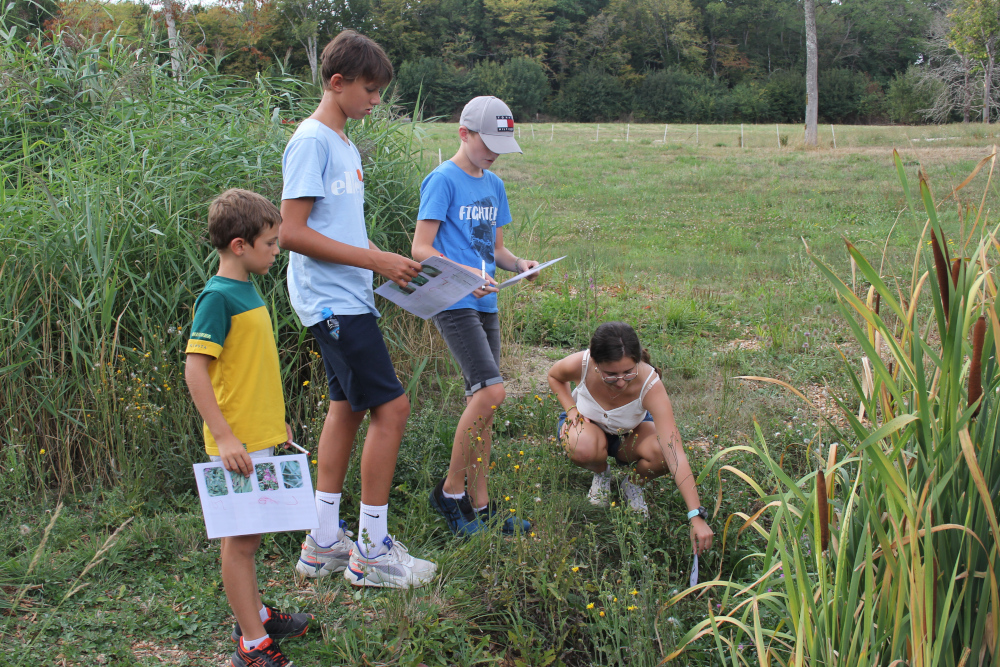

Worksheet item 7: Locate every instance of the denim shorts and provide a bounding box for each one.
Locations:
[557,411,654,465]
[431,309,502,397]
[309,313,404,412]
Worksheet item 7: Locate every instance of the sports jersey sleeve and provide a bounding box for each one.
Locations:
[185,290,230,358]
[282,135,329,201]
[417,170,454,222]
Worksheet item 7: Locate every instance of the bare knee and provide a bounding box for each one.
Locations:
[476,383,506,409]
[223,534,261,560]
[371,393,410,428]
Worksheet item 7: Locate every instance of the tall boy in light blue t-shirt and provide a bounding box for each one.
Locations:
[412,96,539,537]
[278,29,436,589]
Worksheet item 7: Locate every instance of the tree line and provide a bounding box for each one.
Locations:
[5,0,1000,124]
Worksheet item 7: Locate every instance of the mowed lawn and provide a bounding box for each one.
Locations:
[6,124,1000,666]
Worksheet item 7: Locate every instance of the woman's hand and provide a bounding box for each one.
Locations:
[690,517,714,555]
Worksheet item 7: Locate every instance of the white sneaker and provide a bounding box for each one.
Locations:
[295,521,353,578]
[344,535,437,588]
[587,472,612,507]
[623,479,650,519]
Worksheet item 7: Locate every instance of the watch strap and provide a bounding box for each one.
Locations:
[687,508,701,521]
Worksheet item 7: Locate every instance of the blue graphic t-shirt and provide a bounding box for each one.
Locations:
[282,119,377,326]
[417,160,512,312]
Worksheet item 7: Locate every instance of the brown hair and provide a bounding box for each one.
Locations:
[590,321,662,378]
[207,189,281,250]
[320,30,393,90]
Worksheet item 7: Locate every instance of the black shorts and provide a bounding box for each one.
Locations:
[309,313,404,412]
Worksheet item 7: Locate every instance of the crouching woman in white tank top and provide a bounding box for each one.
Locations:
[547,321,713,555]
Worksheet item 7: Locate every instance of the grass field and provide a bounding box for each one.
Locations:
[5,122,1000,666]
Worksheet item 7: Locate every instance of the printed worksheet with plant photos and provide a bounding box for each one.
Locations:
[193,454,318,538]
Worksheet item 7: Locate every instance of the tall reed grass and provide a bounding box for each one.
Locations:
[665,150,1000,665]
[0,21,425,494]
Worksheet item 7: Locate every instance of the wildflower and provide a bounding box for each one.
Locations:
[519,450,524,455]
[491,405,497,409]
[599,611,605,617]
[627,605,638,611]
[630,589,638,596]
[572,566,579,573]
[586,603,594,609]
[303,380,310,386]
[514,465,520,470]
[477,457,482,462]
[311,459,317,464]
[477,436,483,442]
[610,501,616,507]
[504,496,510,501]
[509,508,515,513]
[530,532,536,537]
[39,449,46,455]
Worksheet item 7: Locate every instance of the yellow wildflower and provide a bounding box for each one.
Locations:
[586,603,594,609]
[599,611,605,617]
[571,566,579,573]
[39,449,46,455]
[303,380,310,386]
[630,589,638,596]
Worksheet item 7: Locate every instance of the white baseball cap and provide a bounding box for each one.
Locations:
[459,96,522,154]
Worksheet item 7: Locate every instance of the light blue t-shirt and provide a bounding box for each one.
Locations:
[417,160,512,312]
[282,119,377,325]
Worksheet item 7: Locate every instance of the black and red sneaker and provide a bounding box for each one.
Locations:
[231,605,313,643]
[231,636,292,667]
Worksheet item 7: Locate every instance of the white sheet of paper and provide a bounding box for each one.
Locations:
[374,255,482,320]
[690,554,699,588]
[193,454,318,539]
[498,255,567,289]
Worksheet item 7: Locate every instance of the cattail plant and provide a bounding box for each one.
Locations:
[665,149,1000,667]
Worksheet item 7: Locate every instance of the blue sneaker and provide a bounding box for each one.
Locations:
[479,500,530,534]
[429,478,486,536]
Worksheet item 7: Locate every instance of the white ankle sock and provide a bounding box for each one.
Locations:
[473,504,487,513]
[442,488,464,500]
[242,634,269,651]
[259,605,269,623]
[313,491,341,547]
[358,503,388,557]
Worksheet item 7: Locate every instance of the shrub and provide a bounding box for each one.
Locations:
[392,57,471,120]
[886,67,941,124]
[470,57,550,120]
[549,68,629,122]
[818,68,863,122]
[763,70,805,122]
[633,68,729,123]
[729,80,770,122]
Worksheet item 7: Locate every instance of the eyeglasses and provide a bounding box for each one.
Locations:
[595,364,639,384]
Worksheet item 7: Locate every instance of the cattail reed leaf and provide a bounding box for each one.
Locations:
[970,315,986,416]
[816,468,829,552]
[931,229,950,324]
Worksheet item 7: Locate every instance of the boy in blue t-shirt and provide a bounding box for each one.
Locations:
[185,189,312,667]
[412,96,539,536]
[278,30,436,588]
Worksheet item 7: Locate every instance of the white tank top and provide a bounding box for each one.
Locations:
[571,350,660,434]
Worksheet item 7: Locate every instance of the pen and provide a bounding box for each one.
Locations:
[287,440,310,455]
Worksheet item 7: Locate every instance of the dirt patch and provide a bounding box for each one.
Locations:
[728,337,764,352]
[130,641,227,665]
[502,343,568,398]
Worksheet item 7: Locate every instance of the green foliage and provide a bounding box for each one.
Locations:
[470,57,549,120]
[0,26,422,493]
[763,70,805,123]
[668,155,1000,665]
[886,67,941,124]
[393,57,472,119]
[633,68,731,123]
[549,67,629,122]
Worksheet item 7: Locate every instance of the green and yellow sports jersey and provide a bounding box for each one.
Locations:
[185,276,286,456]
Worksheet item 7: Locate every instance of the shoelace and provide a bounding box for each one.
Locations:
[623,482,644,502]
[244,639,290,666]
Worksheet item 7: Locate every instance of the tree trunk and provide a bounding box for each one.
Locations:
[964,54,972,123]
[307,35,318,85]
[985,40,995,124]
[164,0,183,82]
[804,0,818,146]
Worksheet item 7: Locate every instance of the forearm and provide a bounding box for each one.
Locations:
[280,224,379,270]
[547,375,576,413]
[411,240,440,263]
[494,246,520,273]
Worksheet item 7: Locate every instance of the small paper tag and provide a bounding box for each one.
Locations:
[690,554,699,588]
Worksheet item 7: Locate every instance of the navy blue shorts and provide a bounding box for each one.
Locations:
[557,411,654,465]
[309,313,404,412]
